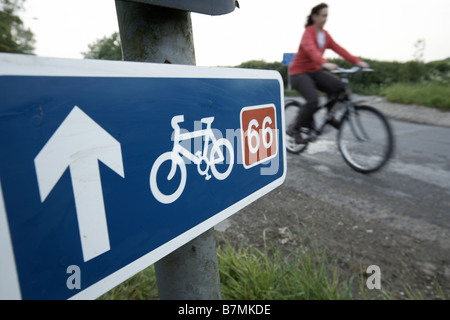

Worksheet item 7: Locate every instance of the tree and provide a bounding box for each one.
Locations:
[0,0,35,54]
[81,32,122,61]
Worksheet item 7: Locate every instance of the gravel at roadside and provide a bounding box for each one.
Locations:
[356,95,450,128]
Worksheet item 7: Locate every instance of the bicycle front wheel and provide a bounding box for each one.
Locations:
[337,105,394,173]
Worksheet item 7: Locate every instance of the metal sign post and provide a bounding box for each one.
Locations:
[115,0,220,300]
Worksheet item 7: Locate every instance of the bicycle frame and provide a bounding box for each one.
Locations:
[307,98,371,145]
[307,67,375,140]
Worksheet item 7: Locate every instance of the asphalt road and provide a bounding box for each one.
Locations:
[284,116,450,250]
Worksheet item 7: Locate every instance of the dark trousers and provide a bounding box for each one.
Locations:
[290,71,345,130]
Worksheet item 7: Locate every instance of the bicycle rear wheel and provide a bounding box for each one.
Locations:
[284,100,308,154]
[337,105,394,173]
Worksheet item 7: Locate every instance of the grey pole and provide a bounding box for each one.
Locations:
[115,0,222,300]
[154,228,221,299]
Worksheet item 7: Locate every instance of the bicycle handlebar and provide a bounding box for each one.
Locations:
[331,66,374,74]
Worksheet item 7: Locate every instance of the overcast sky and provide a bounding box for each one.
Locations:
[21,0,450,66]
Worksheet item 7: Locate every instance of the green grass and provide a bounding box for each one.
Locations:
[380,82,450,110]
[286,80,450,110]
[98,242,447,300]
[218,244,353,300]
[98,265,159,300]
[98,243,360,300]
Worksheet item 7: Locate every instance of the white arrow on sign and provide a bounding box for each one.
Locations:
[34,106,124,262]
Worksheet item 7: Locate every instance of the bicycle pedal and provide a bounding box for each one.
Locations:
[301,129,317,142]
[305,134,317,142]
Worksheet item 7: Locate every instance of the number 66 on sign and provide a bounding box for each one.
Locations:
[240,104,278,169]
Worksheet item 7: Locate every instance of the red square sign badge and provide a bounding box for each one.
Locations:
[240,104,278,168]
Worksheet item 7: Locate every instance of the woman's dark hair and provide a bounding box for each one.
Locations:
[305,3,328,28]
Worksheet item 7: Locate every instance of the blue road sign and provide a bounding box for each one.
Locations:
[282,53,296,66]
[0,53,285,299]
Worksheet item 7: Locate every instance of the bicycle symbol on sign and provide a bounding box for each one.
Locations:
[150,115,234,204]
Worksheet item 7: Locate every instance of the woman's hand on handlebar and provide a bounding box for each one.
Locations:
[357,61,370,69]
[322,62,338,71]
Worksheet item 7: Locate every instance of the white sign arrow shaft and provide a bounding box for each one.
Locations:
[34,106,124,262]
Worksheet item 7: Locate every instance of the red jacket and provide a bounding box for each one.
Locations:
[289,25,361,75]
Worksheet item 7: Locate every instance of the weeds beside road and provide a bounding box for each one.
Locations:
[381,82,450,110]
[99,240,447,300]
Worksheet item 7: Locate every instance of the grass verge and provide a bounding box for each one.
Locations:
[218,243,354,300]
[98,241,448,300]
[98,243,384,300]
[285,81,450,110]
[379,82,450,110]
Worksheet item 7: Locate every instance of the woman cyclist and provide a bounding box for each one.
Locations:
[287,3,369,145]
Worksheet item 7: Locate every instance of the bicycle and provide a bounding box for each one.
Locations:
[150,115,234,204]
[285,67,394,173]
